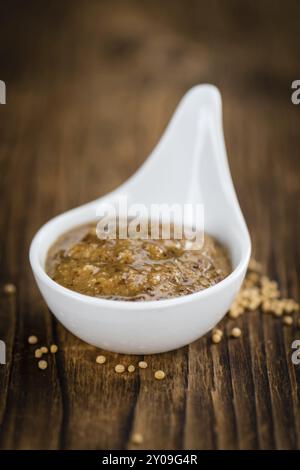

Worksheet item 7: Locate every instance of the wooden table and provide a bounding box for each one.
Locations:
[0,0,299,450]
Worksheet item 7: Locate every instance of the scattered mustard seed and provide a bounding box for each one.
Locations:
[35,349,43,358]
[96,355,106,364]
[131,432,144,445]
[40,346,48,354]
[212,333,222,344]
[225,259,299,322]
[128,364,135,373]
[50,344,58,354]
[115,364,125,374]
[272,306,283,317]
[38,360,48,370]
[231,327,242,338]
[28,335,38,345]
[262,300,272,312]
[138,361,148,369]
[154,370,165,380]
[282,299,299,313]
[3,283,16,295]
[229,309,241,319]
[282,316,293,326]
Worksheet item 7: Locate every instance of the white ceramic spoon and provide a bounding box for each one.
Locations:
[30,85,251,354]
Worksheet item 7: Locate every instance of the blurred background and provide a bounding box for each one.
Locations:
[0,0,299,215]
[1,0,299,241]
[0,0,300,450]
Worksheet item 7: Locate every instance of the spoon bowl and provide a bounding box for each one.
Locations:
[30,85,251,354]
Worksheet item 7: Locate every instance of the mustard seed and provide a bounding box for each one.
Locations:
[247,272,260,283]
[38,360,48,370]
[40,346,48,354]
[212,333,222,344]
[231,327,242,338]
[154,370,165,380]
[115,364,125,374]
[262,300,272,312]
[131,432,144,445]
[282,316,293,326]
[128,365,135,373]
[96,355,106,364]
[28,335,38,345]
[50,344,58,354]
[229,309,241,319]
[35,349,43,359]
[282,299,299,313]
[138,361,148,369]
[249,297,262,310]
[3,283,16,295]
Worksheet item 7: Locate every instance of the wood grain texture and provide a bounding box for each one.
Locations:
[0,0,300,450]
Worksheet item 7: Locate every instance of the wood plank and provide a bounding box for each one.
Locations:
[0,0,300,450]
